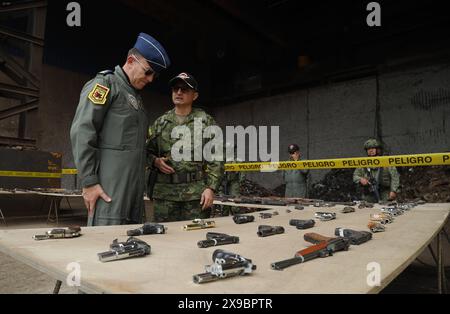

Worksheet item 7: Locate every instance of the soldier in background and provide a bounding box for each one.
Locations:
[283,144,309,198]
[146,73,223,222]
[353,139,400,203]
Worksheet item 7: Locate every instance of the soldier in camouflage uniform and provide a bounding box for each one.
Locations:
[70,33,170,226]
[353,139,400,203]
[146,73,223,222]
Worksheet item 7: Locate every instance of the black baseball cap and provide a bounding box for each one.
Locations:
[169,72,198,91]
[288,144,300,154]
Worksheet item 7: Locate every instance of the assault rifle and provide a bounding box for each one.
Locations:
[271,233,350,270]
[193,249,256,284]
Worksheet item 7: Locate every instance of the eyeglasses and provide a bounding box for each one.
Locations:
[132,54,158,77]
[172,86,191,93]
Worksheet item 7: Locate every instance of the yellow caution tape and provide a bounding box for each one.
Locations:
[225,152,450,172]
[0,171,62,179]
[61,169,78,175]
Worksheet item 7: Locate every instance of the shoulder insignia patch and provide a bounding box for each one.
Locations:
[88,83,110,105]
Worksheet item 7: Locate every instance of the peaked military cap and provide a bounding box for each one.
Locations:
[133,33,171,73]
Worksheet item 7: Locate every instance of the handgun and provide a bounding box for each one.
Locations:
[183,219,216,231]
[33,226,81,240]
[257,225,285,237]
[127,223,167,236]
[98,237,151,262]
[193,249,256,284]
[197,232,239,248]
[232,214,255,224]
[289,219,315,230]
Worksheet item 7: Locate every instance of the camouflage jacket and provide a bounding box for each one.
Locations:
[353,167,400,193]
[147,107,223,201]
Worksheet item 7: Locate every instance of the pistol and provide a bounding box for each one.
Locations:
[33,226,81,240]
[98,237,151,262]
[334,228,372,245]
[183,219,216,231]
[257,225,285,237]
[289,219,315,230]
[197,232,239,248]
[314,212,336,221]
[193,249,256,284]
[127,223,167,236]
[271,235,350,270]
[232,215,255,224]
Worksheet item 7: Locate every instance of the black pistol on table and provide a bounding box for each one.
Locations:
[197,232,240,248]
[127,223,167,236]
[98,237,151,262]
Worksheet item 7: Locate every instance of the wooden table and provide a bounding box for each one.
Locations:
[0,203,448,294]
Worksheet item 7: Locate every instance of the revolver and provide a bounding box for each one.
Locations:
[368,221,386,233]
[232,214,255,224]
[197,232,239,248]
[193,249,256,284]
[289,219,315,230]
[257,225,285,237]
[183,219,216,231]
[127,223,167,236]
[33,226,81,240]
[98,237,151,262]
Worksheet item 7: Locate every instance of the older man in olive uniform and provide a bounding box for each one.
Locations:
[146,73,223,222]
[70,33,170,226]
[353,139,400,203]
[283,144,309,198]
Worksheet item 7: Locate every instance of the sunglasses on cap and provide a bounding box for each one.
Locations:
[132,54,159,77]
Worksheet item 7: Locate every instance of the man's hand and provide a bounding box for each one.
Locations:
[200,188,215,210]
[154,157,175,174]
[82,184,111,217]
[389,191,397,200]
[360,178,369,186]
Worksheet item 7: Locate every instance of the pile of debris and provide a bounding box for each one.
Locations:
[240,179,275,197]
[397,166,450,203]
[308,169,358,202]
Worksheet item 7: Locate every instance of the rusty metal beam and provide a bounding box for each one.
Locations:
[0,0,47,13]
[0,99,38,120]
[0,135,36,147]
[0,82,39,98]
[0,26,44,46]
[0,48,40,87]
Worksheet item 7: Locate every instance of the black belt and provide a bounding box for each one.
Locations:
[157,171,205,184]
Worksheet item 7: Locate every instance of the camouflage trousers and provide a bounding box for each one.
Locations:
[361,189,390,203]
[153,199,211,222]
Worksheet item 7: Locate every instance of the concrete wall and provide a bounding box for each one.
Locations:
[211,62,450,190]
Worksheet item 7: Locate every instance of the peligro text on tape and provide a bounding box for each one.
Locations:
[0,171,62,178]
[225,152,450,172]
